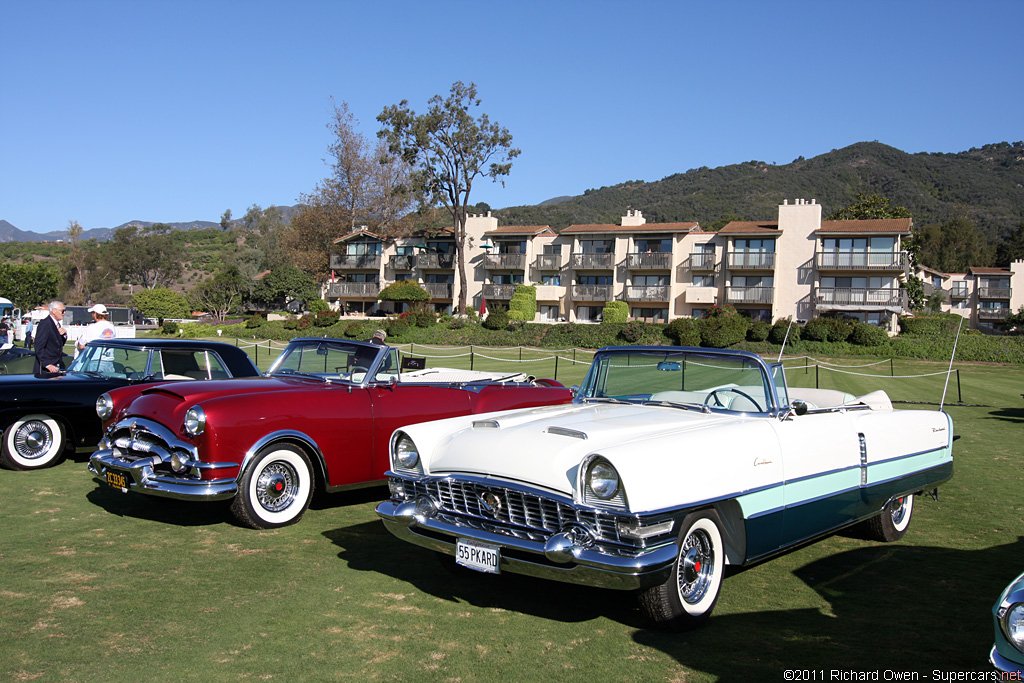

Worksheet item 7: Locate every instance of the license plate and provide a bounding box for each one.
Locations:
[105,470,128,492]
[455,538,500,574]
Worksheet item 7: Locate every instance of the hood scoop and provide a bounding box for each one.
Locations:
[545,426,588,440]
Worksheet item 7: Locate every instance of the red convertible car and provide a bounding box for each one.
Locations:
[88,338,572,528]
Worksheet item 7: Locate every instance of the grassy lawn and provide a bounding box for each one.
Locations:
[3,346,1021,681]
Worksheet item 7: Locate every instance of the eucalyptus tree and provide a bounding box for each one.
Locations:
[377,81,519,314]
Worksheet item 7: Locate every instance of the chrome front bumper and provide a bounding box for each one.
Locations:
[89,449,238,502]
[990,645,1024,675]
[375,498,678,591]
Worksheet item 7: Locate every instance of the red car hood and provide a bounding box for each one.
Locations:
[136,376,296,402]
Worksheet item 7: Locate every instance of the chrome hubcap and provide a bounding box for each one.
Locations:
[255,461,298,512]
[891,496,908,526]
[15,421,52,460]
[678,528,714,604]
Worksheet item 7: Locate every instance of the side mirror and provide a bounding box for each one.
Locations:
[570,385,580,399]
[792,400,808,416]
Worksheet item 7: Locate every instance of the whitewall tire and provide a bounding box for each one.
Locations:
[1,414,66,470]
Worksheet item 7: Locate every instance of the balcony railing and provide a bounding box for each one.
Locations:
[626,252,672,270]
[424,283,453,299]
[978,308,1010,321]
[482,284,517,300]
[815,251,908,270]
[624,285,670,302]
[689,252,716,270]
[411,253,456,269]
[570,253,614,269]
[726,286,774,305]
[388,255,413,270]
[483,253,525,270]
[950,287,970,299]
[330,254,381,270]
[978,286,1012,299]
[534,254,563,270]
[815,287,905,308]
[727,251,776,270]
[326,282,380,298]
[571,284,614,301]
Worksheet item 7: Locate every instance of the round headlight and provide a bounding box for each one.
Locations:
[183,406,206,436]
[1004,603,1024,651]
[96,393,114,421]
[394,433,420,469]
[587,460,620,500]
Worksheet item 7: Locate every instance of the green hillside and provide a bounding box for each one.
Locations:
[494,141,1024,239]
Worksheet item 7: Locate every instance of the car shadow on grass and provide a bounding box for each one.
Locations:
[323,520,646,626]
[985,406,1024,423]
[87,485,235,526]
[633,538,1024,676]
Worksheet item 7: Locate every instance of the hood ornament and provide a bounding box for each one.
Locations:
[478,491,503,516]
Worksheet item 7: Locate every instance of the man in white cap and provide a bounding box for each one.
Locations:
[75,304,116,358]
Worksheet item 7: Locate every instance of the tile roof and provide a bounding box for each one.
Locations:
[332,229,386,244]
[817,218,913,234]
[968,266,1011,275]
[561,222,700,234]
[484,225,555,237]
[718,221,782,235]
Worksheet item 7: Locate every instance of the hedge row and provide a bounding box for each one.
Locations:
[169,315,1024,364]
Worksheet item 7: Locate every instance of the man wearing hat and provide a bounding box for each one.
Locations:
[75,304,116,358]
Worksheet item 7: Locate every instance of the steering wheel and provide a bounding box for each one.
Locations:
[702,387,763,412]
[121,365,137,377]
[348,365,369,379]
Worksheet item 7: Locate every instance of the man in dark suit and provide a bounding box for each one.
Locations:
[33,301,68,375]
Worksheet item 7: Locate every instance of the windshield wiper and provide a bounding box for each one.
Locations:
[641,400,696,411]
[582,397,635,405]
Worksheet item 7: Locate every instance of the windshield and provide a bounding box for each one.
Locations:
[578,349,776,413]
[68,345,152,379]
[268,339,385,383]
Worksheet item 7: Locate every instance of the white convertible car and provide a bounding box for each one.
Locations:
[376,346,954,629]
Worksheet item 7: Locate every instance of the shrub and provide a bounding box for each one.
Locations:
[602,300,629,323]
[619,319,647,343]
[313,309,340,327]
[665,318,702,346]
[482,307,510,330]
[162,320,179,335]
[448,317,468,330]
[769,318,801,345]
[385,318,411,338]
[508,285,537,322]
[244,314,265,329]
[308,298,329,315]
[747,320,771,342]
[898,314,965,336]
[850,322,889,346]
[700,310,749,348]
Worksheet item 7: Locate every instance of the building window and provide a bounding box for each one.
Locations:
[630,307,668,323]
[496,240,525,254]
[394,273,410,281]
[691,308,708,319]
[737,309,772,322]
[693,274,714,287]
[635,236,671,253]
[734,238,776,253]
[579,239,614,254]
[346,240,382,256]
[540,274,560,286]
[576,306,604,322]
[577,275,612,285]
[492,273,524,285]
[395,245,414,256]
[543,244,563,255]
[539,305,560,322]
[633,274,668,286]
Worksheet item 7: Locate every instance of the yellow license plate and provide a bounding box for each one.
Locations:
[106,471,128,491]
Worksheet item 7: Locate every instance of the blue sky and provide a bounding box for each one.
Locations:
[2,0,1021,234]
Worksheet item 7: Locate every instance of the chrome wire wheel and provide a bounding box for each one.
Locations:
[231,444,314,529]
[255,460,300,513]
[677,527,716,606]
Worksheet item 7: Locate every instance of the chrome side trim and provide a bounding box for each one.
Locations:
[239,429,326,481]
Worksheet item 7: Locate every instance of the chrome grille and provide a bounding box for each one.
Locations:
[406,478,625,545]
[105,418,195,468]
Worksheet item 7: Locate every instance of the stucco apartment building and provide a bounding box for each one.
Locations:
[917,263,1024,332]
[325,197,1019,330]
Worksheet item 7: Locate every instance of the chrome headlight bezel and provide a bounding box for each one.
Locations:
[580,455,627,508]
[96,393,114,421]
[183,405,207,437]
[392,431,421,473]
[1001,602,1024,653]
